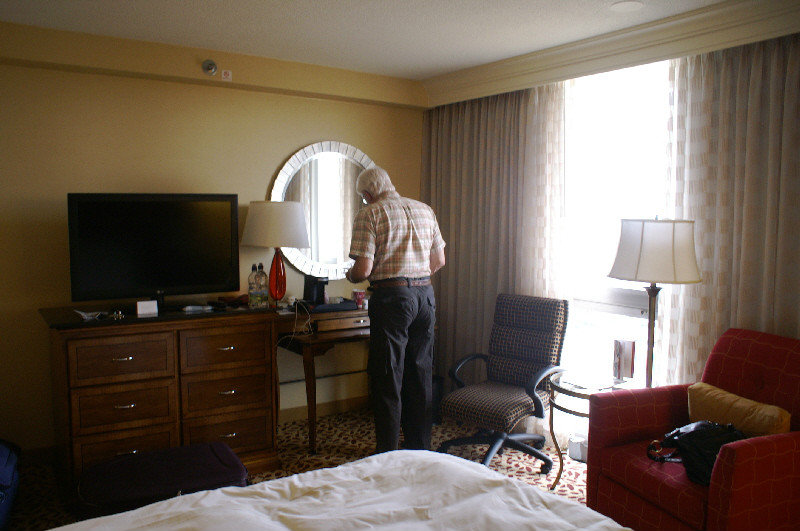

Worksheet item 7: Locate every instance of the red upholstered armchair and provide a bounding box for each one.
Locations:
[586,328,800,531]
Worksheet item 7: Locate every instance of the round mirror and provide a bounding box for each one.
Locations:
[270,141,375,280]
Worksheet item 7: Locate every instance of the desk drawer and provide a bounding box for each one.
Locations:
[315,315,370,332]
[182,410,272,455]
[72,379,177,436]
[68,332,175,387]
[180,324,267,373]
[73,424,179,473]
[181,367,267,417]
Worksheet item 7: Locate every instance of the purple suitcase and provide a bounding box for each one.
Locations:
[78,442,247,517]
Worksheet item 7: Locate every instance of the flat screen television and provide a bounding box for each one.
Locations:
[67,193,239,304]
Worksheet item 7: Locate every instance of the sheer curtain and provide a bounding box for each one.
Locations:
[422,83,565,384]
[662,33,800,384]
[285,160,314,260]
[340,159,360,264]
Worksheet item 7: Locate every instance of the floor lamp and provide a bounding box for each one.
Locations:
[608,219,701,388]
[241,201,310,303]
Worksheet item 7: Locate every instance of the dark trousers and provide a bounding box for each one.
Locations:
[367,284,435,452]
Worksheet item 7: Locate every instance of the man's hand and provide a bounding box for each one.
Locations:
[346,256,373,283]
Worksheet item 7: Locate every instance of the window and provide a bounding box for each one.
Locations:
[558,61,670,389]
[314,152,346,264]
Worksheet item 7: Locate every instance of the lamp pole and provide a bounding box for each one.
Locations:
[644,283,662,388]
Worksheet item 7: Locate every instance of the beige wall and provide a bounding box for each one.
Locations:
[0,25,423,450]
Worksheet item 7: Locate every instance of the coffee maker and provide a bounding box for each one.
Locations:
[303,275,328,306]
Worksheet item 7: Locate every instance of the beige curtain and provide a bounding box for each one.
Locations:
[661,33,800,384]
[422,84,565,383]
[523,85,566,300]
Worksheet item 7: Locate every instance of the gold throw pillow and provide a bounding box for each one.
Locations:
[688,382,791,437]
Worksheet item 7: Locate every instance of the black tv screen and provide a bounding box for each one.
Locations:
[68,193,239,302]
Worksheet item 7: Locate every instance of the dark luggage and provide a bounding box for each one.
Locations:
[78,442,247,517]
[0,439,20,530]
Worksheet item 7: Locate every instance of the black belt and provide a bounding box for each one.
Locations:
[370,277,431,288]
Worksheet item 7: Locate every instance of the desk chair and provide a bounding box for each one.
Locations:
[437,294,568,473]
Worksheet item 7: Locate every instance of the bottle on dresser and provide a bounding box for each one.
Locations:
[253,263,269,309]
[247,264,258,309]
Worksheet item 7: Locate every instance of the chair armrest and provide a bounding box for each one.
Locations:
[588,384,691,449]
[707,431,800,531]
[525,365,564,417]
[449,353,488,388]
[586,384,690,510]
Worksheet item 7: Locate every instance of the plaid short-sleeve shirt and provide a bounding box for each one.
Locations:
[349,192,445,281]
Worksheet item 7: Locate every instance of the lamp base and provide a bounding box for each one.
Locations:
[269,248,287,304]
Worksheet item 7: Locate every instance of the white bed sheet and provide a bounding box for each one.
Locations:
[54,450,629,530]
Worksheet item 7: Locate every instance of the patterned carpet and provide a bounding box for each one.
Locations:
[7,409,587,530]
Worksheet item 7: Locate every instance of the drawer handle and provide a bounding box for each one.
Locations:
[220,432,237,438]
[112,356,134,362]
[218,389,237,396]
[114,403,136,409]
[354,319,367,324]
[116,449,138,456]
[217,346,236,351]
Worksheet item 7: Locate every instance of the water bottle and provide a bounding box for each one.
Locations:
[247,264,258,309]
[254,263,269,308]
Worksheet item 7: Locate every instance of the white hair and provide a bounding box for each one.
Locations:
[356,166,396,198]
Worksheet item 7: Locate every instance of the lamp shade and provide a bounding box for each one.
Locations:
[241,201,310,249]
[608,219,701,284]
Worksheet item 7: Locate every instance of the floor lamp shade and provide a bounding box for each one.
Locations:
[609,219,701,284]
[608,219,701,387]
[241,201,310,302]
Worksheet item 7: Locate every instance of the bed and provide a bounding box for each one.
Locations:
[54,450,630,530]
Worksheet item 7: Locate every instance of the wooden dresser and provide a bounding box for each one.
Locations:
[40,307,280,482]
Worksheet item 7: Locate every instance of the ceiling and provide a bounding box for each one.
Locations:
[0,0,726,80]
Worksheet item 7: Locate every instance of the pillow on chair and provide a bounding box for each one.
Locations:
[688,382,791,437]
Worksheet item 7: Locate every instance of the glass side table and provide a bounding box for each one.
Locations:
[547,373,629,490]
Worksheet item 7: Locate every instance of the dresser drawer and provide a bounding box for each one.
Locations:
[68,332,175,387]
[315,315,370,332]
[182,410,272,455]
[71,379,177,436]
[73,424,179,474]
[181,367,267,417]
[180,324,267,373]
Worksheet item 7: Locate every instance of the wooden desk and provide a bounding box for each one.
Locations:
[278,310,370,453]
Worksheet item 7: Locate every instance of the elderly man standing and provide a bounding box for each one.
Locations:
[345,166,446,453]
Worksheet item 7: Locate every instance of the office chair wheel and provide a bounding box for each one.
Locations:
[540,462,552,475]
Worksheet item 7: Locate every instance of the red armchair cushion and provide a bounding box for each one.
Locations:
[702,329,800,431]
[600,440,708,529]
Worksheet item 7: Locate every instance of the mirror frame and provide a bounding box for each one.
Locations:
[269,140,375,280]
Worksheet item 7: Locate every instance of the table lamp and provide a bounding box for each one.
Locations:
[608,219,701,387]
[241,201,310,303]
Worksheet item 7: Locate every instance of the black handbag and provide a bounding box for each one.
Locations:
[647,420,746,485]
